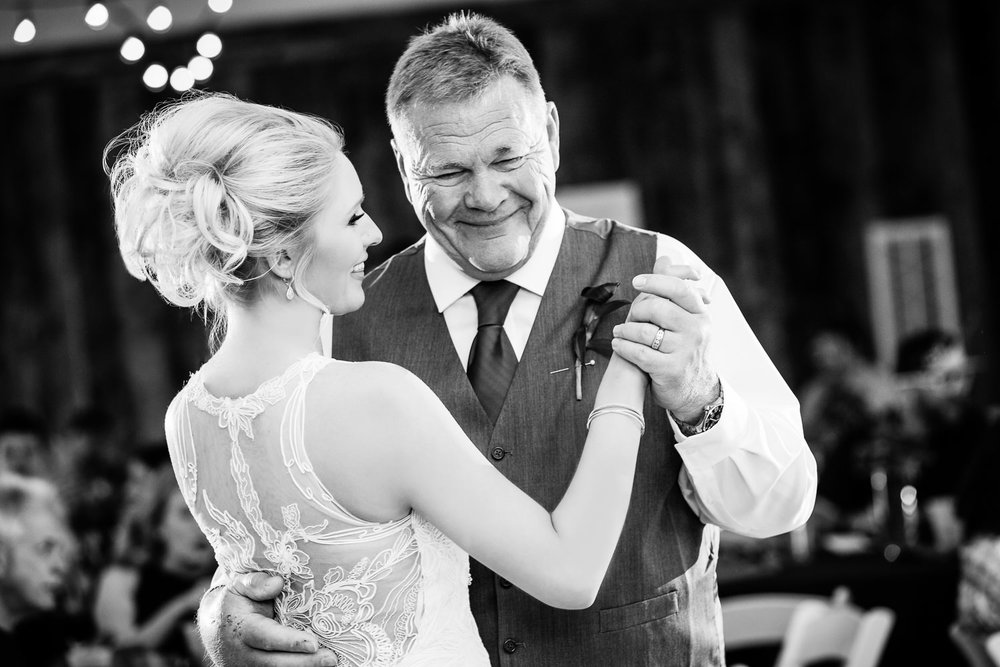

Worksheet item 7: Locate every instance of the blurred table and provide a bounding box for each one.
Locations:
[718,546,962,666]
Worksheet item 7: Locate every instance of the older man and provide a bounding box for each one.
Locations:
[199,12,816,666]
[0,473,75,666]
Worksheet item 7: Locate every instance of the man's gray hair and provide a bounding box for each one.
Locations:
[0,473,63,548]
[385,11,546,128]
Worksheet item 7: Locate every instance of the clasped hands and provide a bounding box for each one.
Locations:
[611,256,721,424]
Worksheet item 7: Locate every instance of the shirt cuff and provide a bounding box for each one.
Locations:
[210,566,231,589]
[671,376,752,470]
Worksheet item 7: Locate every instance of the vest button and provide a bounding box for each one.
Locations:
[502,638,521,654]
[490,446,507,461]
[498,577,512,589]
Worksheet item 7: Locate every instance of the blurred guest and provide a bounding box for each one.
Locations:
[93,474,214,666]
[0,473,76,667]
[109,442,174,567]
[954,415,1000,634]
[895,329,985,551]
[0,407,49,477]
[798,330,898,528]
[53,408,128,582]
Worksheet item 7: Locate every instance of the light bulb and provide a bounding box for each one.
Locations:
[146,5,173,32]
[143,63,168,91]
[196,32,222,59]
[85,3,109,30]
[120,36,145,62]
[188,55,214,81]
[13,18,36,43]
[170,66,195,92]
[208,0,233,13]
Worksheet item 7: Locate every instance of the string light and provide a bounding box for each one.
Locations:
[196,32,222,59]
[169,66,194,92]
[13,17,36,43]
[146,5,173,32]
[188,55,213,81]
[143,63,168,91]
[207,0,232,13]
[119,35,145,62]
[84,3,110,30]
[11,2,223,91]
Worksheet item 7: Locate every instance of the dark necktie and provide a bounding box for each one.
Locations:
[467,280,521,424]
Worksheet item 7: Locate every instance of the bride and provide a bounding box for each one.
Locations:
[106,92,647,666]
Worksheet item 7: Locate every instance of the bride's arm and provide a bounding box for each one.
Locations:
[310,353,646,610]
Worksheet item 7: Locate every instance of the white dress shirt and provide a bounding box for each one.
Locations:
[423,203,816,539]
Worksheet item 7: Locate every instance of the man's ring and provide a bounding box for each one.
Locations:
[650,328,665,351]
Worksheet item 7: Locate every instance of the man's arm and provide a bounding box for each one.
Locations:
[613,242,816,538]
[197,571,338,667]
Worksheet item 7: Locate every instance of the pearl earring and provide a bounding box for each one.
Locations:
[284,279,295,301]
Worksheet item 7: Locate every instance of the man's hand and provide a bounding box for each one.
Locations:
[612,256,720,422]
[198,572,338,666]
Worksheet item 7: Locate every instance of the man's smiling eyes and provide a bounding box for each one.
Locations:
[496,155,526,170]
[429,155,527,181]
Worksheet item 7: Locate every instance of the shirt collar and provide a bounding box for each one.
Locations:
[424,202,566,313]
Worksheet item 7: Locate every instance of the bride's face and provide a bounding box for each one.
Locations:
[300,153,382,315]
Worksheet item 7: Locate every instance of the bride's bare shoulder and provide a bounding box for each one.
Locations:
[310,360,440,413]
[304,360,455,479]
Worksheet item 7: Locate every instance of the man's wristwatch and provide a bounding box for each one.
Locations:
[673,386,724,437]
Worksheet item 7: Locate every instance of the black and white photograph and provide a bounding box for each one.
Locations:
[1,1,998,665]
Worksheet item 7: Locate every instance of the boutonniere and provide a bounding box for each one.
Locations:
[572,282,631,400]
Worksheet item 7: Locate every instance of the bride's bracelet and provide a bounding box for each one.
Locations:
[586,404,645,435]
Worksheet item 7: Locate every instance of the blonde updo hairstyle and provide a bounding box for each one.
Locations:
[106,92,345,336]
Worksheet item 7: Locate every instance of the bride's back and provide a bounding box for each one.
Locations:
[166,353,480,665]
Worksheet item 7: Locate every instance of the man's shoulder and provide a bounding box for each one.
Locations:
[563,208,660,243]
[563,208,707,271]
[362,237,426,290]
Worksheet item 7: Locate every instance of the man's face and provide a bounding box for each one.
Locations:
[917,345,972,415]
[0,432,44,476]
[391,77,560,281]
[0,507,73,616]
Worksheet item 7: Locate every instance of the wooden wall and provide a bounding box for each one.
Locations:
[1,0,996,440]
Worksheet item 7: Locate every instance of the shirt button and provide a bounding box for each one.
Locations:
[499,577,512,589]
[502,638,521,654]
[490,446,507,461]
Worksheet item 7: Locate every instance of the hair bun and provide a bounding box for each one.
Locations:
[185,164,254,278]
[106,92,345,317]
[111,150,255,309]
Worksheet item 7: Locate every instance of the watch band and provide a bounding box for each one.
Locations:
[674,386,724,437]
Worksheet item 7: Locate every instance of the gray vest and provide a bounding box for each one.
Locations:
[331,212,723,666]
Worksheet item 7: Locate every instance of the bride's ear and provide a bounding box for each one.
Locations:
[268,250,295,281]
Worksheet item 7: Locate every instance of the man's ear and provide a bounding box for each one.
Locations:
[545,101,561,173]
[390,138,414,206]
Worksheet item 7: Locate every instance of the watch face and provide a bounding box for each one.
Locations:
[702,403,723,431]
[676,389,724,437]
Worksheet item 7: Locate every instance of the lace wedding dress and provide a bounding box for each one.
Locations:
[166,353,489,666]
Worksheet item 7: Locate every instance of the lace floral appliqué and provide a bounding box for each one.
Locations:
[171,355,487,666]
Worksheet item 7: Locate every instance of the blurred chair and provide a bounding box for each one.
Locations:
[950,623,1000,667]
[775,589,894,667]
[988,633,1000,664]
[723,591,841,652]
[723,588,894,667]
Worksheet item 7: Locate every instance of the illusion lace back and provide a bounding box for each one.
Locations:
[166,354,488,666]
